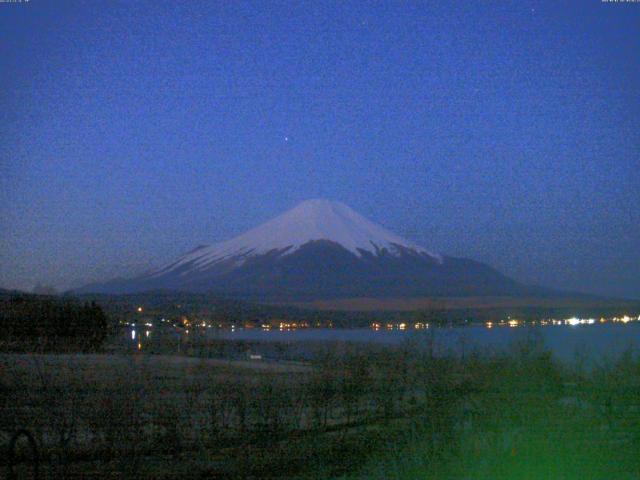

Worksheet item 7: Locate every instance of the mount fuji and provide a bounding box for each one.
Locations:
[77,199,541,300]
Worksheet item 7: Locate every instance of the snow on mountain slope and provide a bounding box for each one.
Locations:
[150,199,441,277]
[74,199,539,299]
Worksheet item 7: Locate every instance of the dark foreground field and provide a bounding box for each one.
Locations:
[1,336,639,479]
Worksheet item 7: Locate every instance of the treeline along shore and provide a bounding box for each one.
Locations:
[77,290,640,329]
[0,291,108,352]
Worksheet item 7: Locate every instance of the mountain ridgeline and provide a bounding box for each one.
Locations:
[77,199,550,301]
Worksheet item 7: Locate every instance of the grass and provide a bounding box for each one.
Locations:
[1,336,639,478]
[348,345,640,479]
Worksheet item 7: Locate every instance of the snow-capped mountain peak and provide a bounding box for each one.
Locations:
[151,199,441,277]
[76,199,532,299]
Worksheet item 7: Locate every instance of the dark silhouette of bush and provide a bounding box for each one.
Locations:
[0,294,109,351]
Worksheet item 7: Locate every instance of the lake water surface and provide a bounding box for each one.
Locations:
[214,323,640,363]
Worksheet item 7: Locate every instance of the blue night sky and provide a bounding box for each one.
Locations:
[1,1,639,298]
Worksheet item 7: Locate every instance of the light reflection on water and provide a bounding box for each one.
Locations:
[212,323,640,363]
[125,318,640,363]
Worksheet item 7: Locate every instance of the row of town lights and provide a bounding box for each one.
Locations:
[132,306,639,332]
[370,315,639,330]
